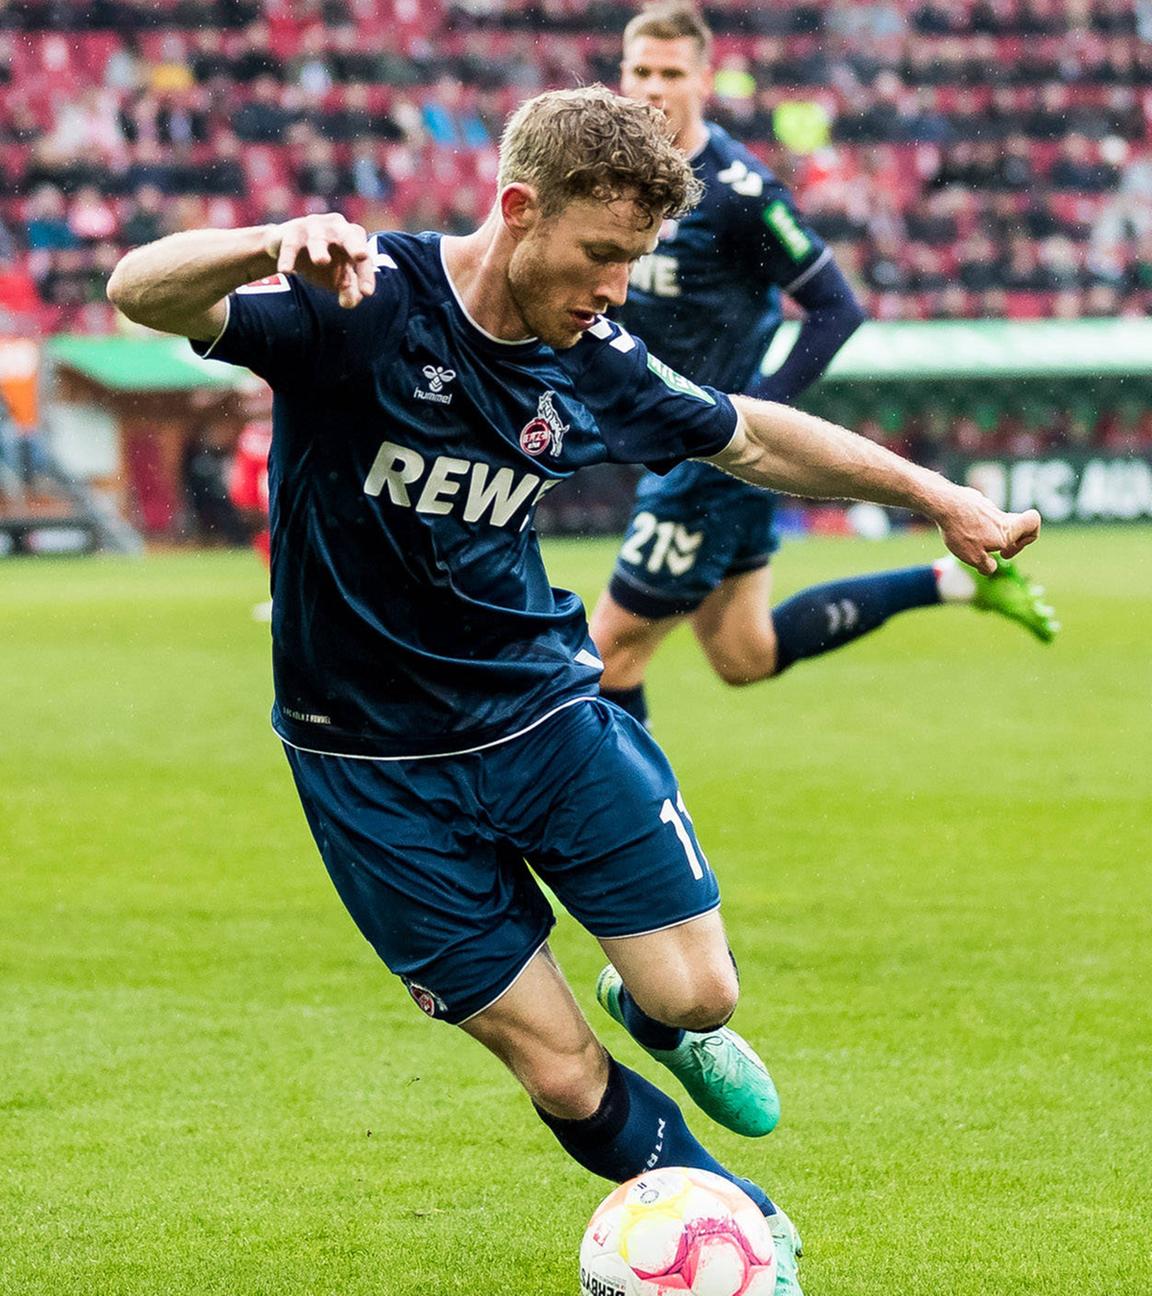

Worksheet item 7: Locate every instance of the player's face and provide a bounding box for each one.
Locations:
[506,195,659,349]
[620,35,711,146]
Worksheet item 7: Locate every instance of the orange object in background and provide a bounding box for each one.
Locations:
[0,337,41,430]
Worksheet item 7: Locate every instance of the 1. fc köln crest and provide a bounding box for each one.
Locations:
[519,390,568,457]
[402,977,448,1018]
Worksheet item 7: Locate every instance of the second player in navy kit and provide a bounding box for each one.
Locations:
[592,4,1057,731]
[107,85,1042,1296]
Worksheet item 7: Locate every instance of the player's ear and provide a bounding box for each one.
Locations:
[500,184,540,239]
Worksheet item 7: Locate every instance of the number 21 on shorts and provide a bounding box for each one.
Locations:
[661,791,708,880]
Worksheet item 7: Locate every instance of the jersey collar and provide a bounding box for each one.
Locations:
[436,236,544,356]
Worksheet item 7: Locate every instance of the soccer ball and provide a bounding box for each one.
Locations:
[579,1167,777,1296]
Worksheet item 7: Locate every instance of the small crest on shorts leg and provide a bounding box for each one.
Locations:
[402,977,448,1018]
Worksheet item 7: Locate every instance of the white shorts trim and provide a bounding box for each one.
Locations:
[456,935,552,1026]
[275,694,597,763]
[598,902,721,942]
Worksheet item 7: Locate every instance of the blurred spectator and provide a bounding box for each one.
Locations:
[420,77,492,148]
[24,185,77,252]
[182,422,249,545]
[123,138,182,194]
[230,20,286,83]
[0,249,41,321]
[189,29,233,85]
[49,87,126,163]
[1050,134,1123,190]
[349,142,393,202]
[120,185,170,246]
[233,75,298,143]
[38,247,101,306]
[104,33,143,92]
[68,187,118,245]
[148,32,196,93]
[295,137,351,203]
[957,233,1006,291]
[289,25,335,95]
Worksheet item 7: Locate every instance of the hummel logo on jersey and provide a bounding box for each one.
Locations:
[414,364,456,405]
[716,158,765,198]
[519,390,568,458]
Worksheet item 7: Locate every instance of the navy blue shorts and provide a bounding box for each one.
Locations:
[284,698,719,1025]
[609,461,780,618]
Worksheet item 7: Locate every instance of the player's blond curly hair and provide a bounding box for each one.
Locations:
[498,85,703,229]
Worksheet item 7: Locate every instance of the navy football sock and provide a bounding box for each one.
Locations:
[535,1055,776,1215]
[772,565,940,674]
[600,684,649,728]
[618,984,685,1051]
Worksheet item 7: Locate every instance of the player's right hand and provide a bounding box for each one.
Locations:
[264,213,376,309]
[936,487,1041,574]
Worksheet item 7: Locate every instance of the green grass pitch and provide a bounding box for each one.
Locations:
[2,528,1150,1295]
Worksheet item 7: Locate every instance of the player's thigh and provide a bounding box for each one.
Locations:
[283,744,554,1027]
[588,588,683,687]
[519,699,720,947]
[461,944,608,1119]
[691,564,779,684]
[600,907,739,1030]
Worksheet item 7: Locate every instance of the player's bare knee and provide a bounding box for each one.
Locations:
[640,969,739,1032]
[713,662,748,686]
[673,986,739,1031]
[522,1037,607,1120]
[712,656,774,687]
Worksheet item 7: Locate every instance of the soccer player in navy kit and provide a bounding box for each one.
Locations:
[107,86,1041,1295]
[591,3,1057,735]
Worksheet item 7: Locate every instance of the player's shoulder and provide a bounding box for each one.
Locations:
[701,122,793,205]
[563,314,643,378]
[366,228,435,275]
[566,315,719,409]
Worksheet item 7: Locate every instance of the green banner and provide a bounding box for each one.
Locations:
[766,318,1152,382]
[943,453,1152,523]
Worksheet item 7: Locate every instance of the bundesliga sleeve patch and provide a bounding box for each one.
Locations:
[236,274,291,294]
[646,354,715,405]
[762,201,813,261]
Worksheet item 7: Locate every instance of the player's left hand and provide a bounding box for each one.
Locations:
[936,487,1041,574]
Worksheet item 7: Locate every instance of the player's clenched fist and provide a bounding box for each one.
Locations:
[264,213,376,309]
[936,490,1041,574]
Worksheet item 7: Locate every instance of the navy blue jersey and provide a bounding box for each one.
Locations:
[617,121,830,395]
[194,231,737,758]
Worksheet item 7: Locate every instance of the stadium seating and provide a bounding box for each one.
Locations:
[1,0,1150,467]
[1,0,1150,326]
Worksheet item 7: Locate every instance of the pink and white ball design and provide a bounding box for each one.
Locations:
[579,1167,777,1296]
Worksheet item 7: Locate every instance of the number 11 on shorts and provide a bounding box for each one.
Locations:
[660,792,707,880]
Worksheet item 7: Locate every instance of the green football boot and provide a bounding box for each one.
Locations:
[971,554,1059,643]
[595,965,780,1138]
[768,1207,804,1296]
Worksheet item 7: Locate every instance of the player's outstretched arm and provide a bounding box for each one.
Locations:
[712,396,1041,573]
[106,213,376,341]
